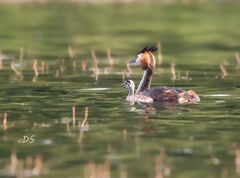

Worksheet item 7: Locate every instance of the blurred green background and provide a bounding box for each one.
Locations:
[0,1,240,178]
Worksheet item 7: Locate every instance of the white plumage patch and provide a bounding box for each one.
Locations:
[126,95,153,103]
[135,53,144,64]
[136,70,148,94]
[122,79,153,104]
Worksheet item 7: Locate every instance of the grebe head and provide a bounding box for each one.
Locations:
[121,80,135,91]
[128,46,157,70]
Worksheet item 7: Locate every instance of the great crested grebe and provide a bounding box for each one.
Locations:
[128,46,200,104]
[121,80,153,104]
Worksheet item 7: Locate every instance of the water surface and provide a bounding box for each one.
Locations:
[0,3,240,178]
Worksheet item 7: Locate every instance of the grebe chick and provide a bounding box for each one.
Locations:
[128,46,200,104]
[121,80,153,104]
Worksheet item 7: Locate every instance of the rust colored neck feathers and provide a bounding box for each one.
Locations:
[136,52,156,94]
[140,52,156,70]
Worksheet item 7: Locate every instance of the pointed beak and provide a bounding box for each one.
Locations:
[128,59,138,66]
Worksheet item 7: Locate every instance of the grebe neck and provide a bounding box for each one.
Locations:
[135,69,152,94]
[136,52,155,94]
[128,87,134,96]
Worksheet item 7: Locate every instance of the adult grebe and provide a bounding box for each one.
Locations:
[121,80,153,104]
[128,46,200,104]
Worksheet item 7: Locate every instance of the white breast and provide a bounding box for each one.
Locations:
[126,95,153,103]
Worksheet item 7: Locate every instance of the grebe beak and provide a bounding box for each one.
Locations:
[128,59,138,66]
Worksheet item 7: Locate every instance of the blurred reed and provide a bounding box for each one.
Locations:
[171,63,177,82]
[81,60,88,71]
[91,50,100,81]
[32,59,39,82]
[107,48,114,69]
[80,106,89,129]
[3,112,8,130]
[220,64,228,79]
[19,47,24,64]
[235,52,240,69]
[235,145,240,175]
[11,61,23,78]
[8,150,44,177]
[0,50,3,70]
[68,46,75,59]
[157,41,163,66]
[72,105,76,128]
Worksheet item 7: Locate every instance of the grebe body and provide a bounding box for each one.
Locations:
[141,86,200,104]
[128,46,200,104]
[122,80,153,104]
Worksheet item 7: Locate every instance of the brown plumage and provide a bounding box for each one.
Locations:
[128,46,200,104]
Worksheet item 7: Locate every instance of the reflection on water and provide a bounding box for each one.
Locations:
[0,3,240,178]
[0,150,43,177]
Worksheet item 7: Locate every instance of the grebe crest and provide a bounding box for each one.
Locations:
[121,80,153,104]
[129,46,157,70]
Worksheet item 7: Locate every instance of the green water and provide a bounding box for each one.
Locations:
[0,3,240,178]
